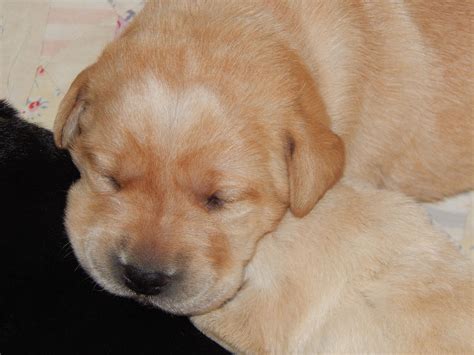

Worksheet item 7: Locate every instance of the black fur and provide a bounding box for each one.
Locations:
[0,100,226,354]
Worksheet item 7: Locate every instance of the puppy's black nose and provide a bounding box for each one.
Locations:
[122,264,170,295]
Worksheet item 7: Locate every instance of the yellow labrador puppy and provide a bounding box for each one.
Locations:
[53,1,473,353]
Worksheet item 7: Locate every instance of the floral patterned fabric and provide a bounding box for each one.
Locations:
[2,0,144,128]
[1,0,472,258]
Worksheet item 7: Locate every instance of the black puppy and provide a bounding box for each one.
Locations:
[0,100,226,354]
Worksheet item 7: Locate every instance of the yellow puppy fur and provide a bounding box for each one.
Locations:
[53,1,473,353]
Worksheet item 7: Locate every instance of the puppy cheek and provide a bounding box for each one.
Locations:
[64,181,99,273]
[85,236,133,296]
[189,239,246,312]
[206,233,234,274]
[64,181,87,269]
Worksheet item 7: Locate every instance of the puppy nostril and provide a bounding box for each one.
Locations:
[122,264,171,296]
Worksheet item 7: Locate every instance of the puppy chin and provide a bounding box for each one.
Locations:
[143,272,244,316]
[147,290,225,316]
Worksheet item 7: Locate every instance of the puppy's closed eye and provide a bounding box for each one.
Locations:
[206,193,225,210]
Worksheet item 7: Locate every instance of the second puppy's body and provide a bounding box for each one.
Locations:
[193,183,473,353]
[275,0,473,199]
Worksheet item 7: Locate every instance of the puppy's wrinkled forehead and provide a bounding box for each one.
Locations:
[95,78,225,148]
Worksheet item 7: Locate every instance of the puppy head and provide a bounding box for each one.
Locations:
[54,29,343,315]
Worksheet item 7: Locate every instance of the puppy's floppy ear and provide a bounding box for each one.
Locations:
[53,67,91,148]
[286,84,345,218]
